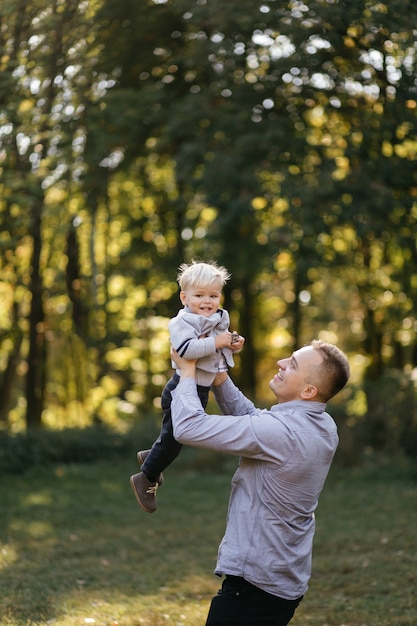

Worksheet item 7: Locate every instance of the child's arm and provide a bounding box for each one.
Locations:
[170,314,234,359]
[178,331,234,359]
[170,313,244,360]
[177,330,244,359]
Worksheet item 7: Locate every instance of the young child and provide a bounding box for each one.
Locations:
[130,260,244,513]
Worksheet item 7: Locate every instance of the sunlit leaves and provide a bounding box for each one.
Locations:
[1,0,417,430]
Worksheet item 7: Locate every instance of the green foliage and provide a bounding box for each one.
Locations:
[0,0,416,451]
[91,0,417,365]
[363,369,417,455]
[0,421,159,474]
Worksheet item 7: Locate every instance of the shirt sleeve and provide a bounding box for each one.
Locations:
[212,376,258,416]
[171,378,294,463]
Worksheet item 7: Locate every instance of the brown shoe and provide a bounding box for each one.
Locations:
[130,472,159,513]
[137,449,164,485]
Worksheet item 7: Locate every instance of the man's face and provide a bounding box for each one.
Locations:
[269,345,323,402]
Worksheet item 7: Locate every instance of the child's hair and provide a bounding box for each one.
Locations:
[177,260,231,291]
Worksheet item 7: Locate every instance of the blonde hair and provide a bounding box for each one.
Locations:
[177,260,231,291]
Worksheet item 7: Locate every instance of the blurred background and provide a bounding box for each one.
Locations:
[1,0,416,466]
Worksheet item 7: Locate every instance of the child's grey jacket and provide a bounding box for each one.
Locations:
[169,306,235,386]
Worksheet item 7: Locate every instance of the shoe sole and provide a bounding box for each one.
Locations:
[129,474,156,514]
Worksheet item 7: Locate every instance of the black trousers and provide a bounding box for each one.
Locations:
[205,576,303,626]
[141,374,210,482]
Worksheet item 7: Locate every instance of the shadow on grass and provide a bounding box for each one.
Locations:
[0,449,236,625]
[1,450,417,625]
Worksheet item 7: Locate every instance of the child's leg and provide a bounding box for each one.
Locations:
[141,380,210,482]
[197,384,210,409]
[141,407,181,482]
[141,374,181,482]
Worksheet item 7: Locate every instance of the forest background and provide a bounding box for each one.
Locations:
[1,0,417,466]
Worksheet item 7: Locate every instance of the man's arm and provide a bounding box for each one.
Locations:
[170,349,262,457]
[171,378,259,456]
[176,355,197,380]
[172,349,254,416]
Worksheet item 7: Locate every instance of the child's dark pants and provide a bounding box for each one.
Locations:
[141,373,210,482]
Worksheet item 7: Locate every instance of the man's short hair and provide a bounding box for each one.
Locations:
[310,339,350,401]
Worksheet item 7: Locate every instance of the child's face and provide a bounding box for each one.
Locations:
[180,280,223,317]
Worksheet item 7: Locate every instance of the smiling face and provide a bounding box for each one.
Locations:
[179,279,223,318]
[269,345,324,403]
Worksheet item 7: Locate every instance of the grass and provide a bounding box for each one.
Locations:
[1,450,417,626]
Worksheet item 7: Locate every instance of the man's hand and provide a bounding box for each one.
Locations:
[170,348,197,379]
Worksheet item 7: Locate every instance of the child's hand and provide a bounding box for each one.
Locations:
[230,332,245,352]
[215,331,234,348]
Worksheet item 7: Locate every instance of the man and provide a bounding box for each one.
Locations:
[170,339,350,626]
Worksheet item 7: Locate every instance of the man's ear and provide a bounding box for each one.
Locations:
[300,385,318,400]
[179,291,187,306]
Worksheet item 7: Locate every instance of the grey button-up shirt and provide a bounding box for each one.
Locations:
[171,376,338,600]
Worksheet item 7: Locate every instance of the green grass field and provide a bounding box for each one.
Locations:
[1,450,416,626]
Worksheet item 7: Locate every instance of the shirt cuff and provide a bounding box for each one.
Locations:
[172,377,197,395]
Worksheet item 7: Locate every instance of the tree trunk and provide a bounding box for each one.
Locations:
[25,200,46,429]
[228,278,256,396]
[0,309,23,424]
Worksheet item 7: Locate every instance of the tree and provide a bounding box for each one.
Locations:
[0,0,106,427]
[92,0,416,377]
[1,0,416,452]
